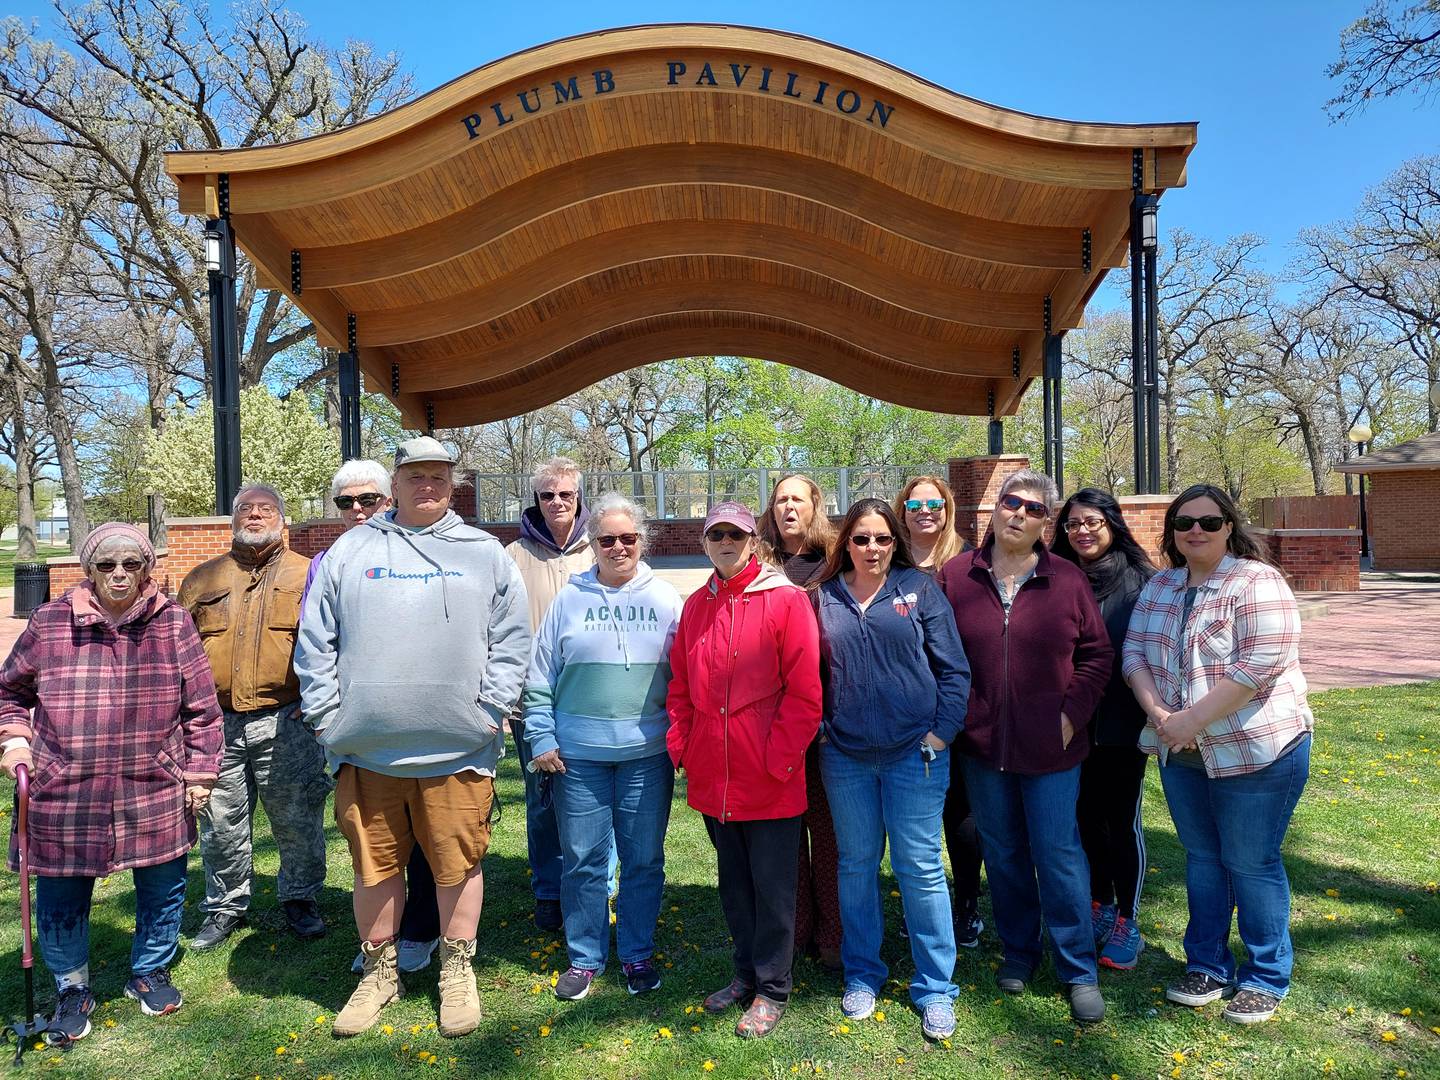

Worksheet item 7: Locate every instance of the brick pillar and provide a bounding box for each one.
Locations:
[1115,494,1174,568]
[451,474,477,523]
[947,455,1031,547]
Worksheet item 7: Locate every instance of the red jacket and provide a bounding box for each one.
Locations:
[666,557,822,821]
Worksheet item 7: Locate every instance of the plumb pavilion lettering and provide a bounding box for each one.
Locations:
[460,58,895,139]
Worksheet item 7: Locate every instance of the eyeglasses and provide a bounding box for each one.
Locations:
[849,533,895,548]
[999,493,1048,519]
[1062,516,1107,534]
[539,490,577,503]
[904,498,945,512]
[705,527,750,543]
[94,559,144,574]
[334,493,384,511]
[1172,514,1226,533]
[235,502,279,518]
[596,533,639,549]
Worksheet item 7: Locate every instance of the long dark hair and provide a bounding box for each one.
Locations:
[1161,483,1270,568]
[815,498,914,585]
[1051,488,1157,598]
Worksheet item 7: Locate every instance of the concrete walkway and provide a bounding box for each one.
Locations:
[3,569,1435,694]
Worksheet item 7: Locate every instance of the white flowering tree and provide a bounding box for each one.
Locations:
[144,387,340,517]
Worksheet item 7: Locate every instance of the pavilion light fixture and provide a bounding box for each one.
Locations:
[1139,195,1159,251]
[203,226,223,273]
[1348,423,1372,446]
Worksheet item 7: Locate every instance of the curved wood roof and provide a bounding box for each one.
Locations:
[165,24,1197,429]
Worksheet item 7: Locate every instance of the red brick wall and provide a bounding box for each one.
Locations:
[948,455,1033,547]
[1116,495,1173,568]
[1367,471,1440,571]
[1255,529,1361,592]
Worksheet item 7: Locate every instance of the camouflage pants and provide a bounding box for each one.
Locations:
[197,703,332,916]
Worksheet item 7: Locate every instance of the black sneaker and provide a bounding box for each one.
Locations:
[191,911,244,950]
[954,903,984,949]
[47,986,95,1044]
[554,966,596,1001]
[622,958,661,995]
[1166,970,1236,1007]
[283,898,326,939]
[996,962,1030,995]
[534,898,563,933]
[125,969,183,1016]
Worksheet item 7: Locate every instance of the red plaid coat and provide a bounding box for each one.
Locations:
[1,591,223,876]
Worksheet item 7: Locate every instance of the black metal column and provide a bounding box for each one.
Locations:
[338,314,363,460]
[1142,198,1163,492]
[1045,332,1065,493]
[1041,353,1054,477]
[988,419,1003,455]
[206,199,242,516]
[1129,152,1149,494]
[1356,443,1371,559]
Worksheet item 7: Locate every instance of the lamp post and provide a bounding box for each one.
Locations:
[1348,424,1372,562]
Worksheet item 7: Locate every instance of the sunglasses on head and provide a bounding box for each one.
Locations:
[705,527,749,543]
[1172,514,1226,533]
[904,498,944,512]
[1062,515,1107,534]
[849,533,894,548]
[334,493,384,510]
[538,490,576,503]
[999,493,1048,519]
[596,533,638,549]
[94,559,144,574]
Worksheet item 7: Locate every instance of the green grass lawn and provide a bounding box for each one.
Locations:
[0,682,1436,1079]
[0,542,69,589]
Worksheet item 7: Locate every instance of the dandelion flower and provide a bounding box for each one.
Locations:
[275,1047,287,1056]
[1325,888,1339,898]
[658,1026,674,1039]
[837,1024,850,1034]
[1173,1051,1186,1063]
[1401,1007,1412,1017]
[315,1015,327,1025]
[1382,1031,1397,1042]
[381,1023,394,1035]
[874,1011,885,1022]
[703,1063,716,1072]
[539,1026,551,1037]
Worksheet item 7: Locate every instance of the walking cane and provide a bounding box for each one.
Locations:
[4,764,58,1065]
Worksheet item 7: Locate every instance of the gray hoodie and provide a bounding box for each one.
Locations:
[295,509,531,778]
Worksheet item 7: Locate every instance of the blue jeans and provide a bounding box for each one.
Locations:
[36,854,189,989]
[820,742,958,1008]
[1158,736,1310,998]
[553,752,673,972]
[962,759,1097,986]
[511,717,617,899]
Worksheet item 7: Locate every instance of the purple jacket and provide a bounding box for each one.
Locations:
[938,541,1112,775]
[0,591,223,876]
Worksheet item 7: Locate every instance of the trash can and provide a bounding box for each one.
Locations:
[12,563,51,618]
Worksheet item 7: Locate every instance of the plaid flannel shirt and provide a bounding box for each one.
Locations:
[1122,555,1312,779]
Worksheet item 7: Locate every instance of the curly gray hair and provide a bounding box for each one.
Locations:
[585,492,649,551]
[997,469,1059,515]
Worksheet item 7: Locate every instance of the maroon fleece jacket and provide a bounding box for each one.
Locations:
[938,540,1113,775]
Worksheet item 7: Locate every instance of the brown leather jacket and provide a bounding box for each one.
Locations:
[178,541,311,713]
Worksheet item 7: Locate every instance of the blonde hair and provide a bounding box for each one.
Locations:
[895,475,964,571]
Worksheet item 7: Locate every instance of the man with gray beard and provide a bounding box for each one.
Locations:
[178,483,331,949]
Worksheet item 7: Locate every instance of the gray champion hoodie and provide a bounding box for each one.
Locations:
[294,508,531,778]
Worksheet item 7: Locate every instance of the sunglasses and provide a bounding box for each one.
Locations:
[849,533,895,548]
[1062,516,1107,534]
[539,490,576,503]
[334,493,384,510]
[904,498,945,512]
[596,533,639,549]
[94,559,145,574]
[1172,514,1227,533]
[999,493,1049,519]
[705,527,750,543]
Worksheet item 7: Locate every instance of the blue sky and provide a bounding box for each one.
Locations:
[11,0,1436,266]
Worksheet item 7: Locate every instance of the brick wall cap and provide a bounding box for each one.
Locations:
[163,516,235,526]
[1115,494,1179,506]
[48,548,170,567]
[1255,527,1361,537]
[947,455,1031,465]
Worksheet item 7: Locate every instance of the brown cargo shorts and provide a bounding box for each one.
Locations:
[335,765,494,887]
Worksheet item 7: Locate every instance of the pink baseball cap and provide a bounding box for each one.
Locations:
[703,501,757,534]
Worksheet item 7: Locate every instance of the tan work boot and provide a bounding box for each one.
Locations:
[333,938,402,1037]
[437,936,480,1037]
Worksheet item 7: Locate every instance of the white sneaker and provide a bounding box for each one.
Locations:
[398,937,440,973]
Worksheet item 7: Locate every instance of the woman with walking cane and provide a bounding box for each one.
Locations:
[0,523,223,1043]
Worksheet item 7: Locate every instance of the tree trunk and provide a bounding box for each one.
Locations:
[1295,413,1327,495]
[12,412,36,559]
[32,339,90,546]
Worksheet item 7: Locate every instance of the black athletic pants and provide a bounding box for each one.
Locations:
[704,814,802,1002]
[941,751,982,910]
[1076,743,1148,919]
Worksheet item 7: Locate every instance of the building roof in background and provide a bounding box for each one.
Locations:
[1336,431,1440,473]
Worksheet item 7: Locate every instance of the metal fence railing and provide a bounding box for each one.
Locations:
[468,465,941,524]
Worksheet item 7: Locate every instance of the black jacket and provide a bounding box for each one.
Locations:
[1090,563,1152,746]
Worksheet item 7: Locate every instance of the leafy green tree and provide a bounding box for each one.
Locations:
[144,387,339,517]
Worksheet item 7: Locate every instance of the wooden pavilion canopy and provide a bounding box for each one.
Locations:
[165,24,1198,432]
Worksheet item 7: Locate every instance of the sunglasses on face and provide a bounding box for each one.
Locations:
[539,490,576,503]
[1173,514,1227,533]
[849,533,894,548]
[1062,516,1107,534]
[334,493,384,510]
[904,498,945,512]
[999,493,1048,519]
[597,533,638,549]
[94,559,144,574]
[705,527,750,543]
